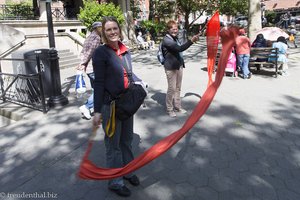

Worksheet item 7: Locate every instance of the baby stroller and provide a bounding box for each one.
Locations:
[225,51,237,77]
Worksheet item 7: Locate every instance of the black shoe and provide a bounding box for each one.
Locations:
[247,72,252,79]
[124,175,140,186]
[109,185,131,197]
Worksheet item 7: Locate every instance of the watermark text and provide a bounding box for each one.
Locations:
[0,192,58,199]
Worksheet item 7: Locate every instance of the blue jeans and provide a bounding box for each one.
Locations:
[85,93,94,110]
[237,54,250,77]
[101,104,135,188]
[85,73,94,110]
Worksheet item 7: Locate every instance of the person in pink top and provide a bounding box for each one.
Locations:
[235,28,252,79]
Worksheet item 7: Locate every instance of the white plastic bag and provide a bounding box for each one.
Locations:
[75,70,86,94]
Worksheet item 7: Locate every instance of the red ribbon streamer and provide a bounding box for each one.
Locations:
[206,11,220,87]
[77,17,240,180]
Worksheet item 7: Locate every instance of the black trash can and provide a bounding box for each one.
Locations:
[23,49,53,98]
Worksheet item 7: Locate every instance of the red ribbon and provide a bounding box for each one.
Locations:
[77,15,240,180]
[206,11,220,87]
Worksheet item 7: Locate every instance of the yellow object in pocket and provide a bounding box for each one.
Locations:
[105,101,116,138]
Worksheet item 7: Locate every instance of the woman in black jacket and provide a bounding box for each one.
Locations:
[162,20,199,117]
[92,16,141,197]
[251,34,267,48]
[251,34,268,66]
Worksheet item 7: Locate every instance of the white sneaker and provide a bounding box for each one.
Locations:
[90,107,94,115]
[281,71,289,76]
[174,108,187,114]
[79,105,91,119]
[167,111,176,118]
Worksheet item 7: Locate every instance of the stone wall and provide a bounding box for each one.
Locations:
[0,20,86,55]
[0,23,25,55]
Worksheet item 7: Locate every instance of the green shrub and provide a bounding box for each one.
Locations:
[265,11,276,25]
[78,0,125,31]
[3,1,34,20]
[78,32,86,38]
[140,20,166,38]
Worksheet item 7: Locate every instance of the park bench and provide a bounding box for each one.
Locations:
[249,47,279,78]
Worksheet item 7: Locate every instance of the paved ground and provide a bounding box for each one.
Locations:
[1,38,300,200]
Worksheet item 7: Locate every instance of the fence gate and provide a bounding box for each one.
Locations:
[0,54,48,113]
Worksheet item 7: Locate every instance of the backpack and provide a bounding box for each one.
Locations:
[157,42,165,65]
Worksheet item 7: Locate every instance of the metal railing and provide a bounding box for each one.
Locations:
[0,53,47,113]
[52,7,65,20]
[0,4,77,20]
[1,32,83,60]
[52,7,77,20]
[0,32,84,113]
[0,40,26,59]
[25,32,84,47]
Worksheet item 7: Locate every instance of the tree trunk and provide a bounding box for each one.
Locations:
[248,0,262,42]
[184,12,190,31]
[148,0,154,21]
[126,11,138,44]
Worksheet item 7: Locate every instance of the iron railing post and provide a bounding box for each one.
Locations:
[0,61,6,102]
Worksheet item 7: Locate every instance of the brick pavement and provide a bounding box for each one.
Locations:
[0,40,300,200]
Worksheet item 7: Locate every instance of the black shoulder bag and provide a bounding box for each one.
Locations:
[114,56,147,121]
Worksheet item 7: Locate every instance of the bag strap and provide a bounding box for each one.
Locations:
[122,55,134,83]
[104,45,134,83]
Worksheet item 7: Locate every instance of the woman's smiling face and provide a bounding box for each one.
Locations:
[104,21,120,43]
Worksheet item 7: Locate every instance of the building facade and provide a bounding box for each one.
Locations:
[262,0,300,14]
[134,0,149,21]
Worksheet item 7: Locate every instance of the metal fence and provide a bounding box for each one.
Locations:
[0,4,77,20]
[0,55,48,113]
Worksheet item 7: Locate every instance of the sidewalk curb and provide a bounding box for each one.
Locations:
[0,107,23,121]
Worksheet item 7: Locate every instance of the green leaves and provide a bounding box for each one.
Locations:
[140,20,166,36]
[219,0,248,16]
[78,0,125,31]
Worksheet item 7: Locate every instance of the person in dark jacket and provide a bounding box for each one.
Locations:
[92,16,141,197]
[251,34,267,48]
[251,33,268,66]
[162,20,199,117]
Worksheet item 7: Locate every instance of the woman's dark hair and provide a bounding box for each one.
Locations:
[101,16,124,44]
[256,34,264,40]
[277,36,287,44]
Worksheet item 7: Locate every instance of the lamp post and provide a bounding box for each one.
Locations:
[45,0,68,107]
[46,0,55,48]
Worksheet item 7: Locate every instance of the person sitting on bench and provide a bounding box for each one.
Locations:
[137,32,149,50]
[251,34,268,70]
[268,36,289,76]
